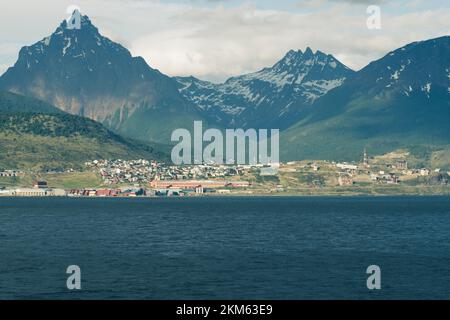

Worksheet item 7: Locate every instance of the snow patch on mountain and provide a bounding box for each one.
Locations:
[43,37,51,46]
[62,38,72,56]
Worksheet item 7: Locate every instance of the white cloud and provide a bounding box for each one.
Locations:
[0,65,9,77]
[0,0,449,82]
[129,2,450,81]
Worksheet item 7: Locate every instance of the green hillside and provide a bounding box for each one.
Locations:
[0,91,62,114]
[0,93,168,170]
[281,37,450,167]
[281,92,450,163]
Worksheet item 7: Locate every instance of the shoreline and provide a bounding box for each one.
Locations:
[1,192,449,199]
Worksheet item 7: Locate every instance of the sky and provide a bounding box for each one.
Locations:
[0,0,449,82]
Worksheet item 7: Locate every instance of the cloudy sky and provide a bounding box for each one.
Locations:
[0,0,449,82]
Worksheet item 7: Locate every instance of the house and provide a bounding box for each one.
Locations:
[0,189,13,196]
[110,190,120,197]
[226,181,251,188]
[381,174,399,184]
[33,181,48,189]
[394,160,408,170]
[336,163,358,171]
[12,188,48,197]
[260,166,279,176]
[96,189,111,197]
[338,173,354,186]
[150,180,227,189]
[47,189,67,197]
[195,186,204,194]
[0,170,24,177]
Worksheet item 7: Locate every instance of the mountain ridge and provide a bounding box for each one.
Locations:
[281,36,450,161]
[0,13,206,144]
[0,12,448,163]
[175,47,354,129]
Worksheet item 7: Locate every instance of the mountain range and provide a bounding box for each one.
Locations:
[175,48,354,129]
[282,36,450,160]
[0,12,448,164]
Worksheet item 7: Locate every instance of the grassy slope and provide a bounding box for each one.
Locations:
[0,172,103,189]
[281,88,450,167]
[0,93,169,170]
[0,133,163,171]
[115,106,213,145]
[0,91,62,114]
[0,113,166,170]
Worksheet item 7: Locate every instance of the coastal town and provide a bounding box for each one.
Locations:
[0,149,449,197]
[0,160,256,197]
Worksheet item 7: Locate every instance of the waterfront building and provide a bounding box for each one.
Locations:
[12,188,48,197]
[150,180,251,190]
[0,189,13,196]
[150,180,225,189]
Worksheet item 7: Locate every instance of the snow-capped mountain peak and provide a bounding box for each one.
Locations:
[0,13,193,138]
[351,36,450,100]
[175,48,355,128]
[15,13,133,75]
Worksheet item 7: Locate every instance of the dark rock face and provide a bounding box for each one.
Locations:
[0,14,203,143]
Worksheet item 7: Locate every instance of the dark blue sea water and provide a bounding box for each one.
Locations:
[0,196,449,300]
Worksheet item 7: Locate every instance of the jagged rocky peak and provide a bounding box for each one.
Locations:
[282,47,316,57]
[175,47,356,129]
[278,48,307,66]
[21,10,133,64]
[37,12,97,45]
[63,10,95,28]
[0,10,194,142]
[274,47,347,72]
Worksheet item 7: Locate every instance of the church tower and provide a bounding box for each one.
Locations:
[363,148,369,167]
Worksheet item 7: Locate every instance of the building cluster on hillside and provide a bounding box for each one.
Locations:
[331,160,407,185]
[85,159,154,185]
[0,159,257,197]
[370,172,400,184]
[331,152,447,185]
[0,170,25,177]
[84,159,250,185]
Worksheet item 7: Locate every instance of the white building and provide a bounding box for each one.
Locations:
[336,163,358,170]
